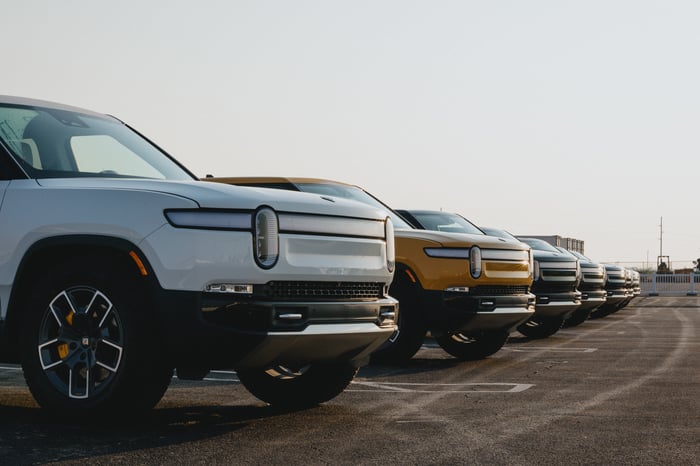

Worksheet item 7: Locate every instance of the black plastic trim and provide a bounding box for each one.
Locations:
[418,287,534,332]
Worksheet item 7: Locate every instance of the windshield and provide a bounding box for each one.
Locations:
[570,250,592,262]
[480,227,518,241]
[408,211,484,235]
[0,104,194,180]
[555,246,577,258]
[295,182,413,229]
[518,237,561,253]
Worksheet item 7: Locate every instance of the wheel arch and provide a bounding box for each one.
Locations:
[392,262,423,291]
[3,235,159,361]
[390,262,427,316]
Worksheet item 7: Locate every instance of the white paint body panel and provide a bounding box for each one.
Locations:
[0,178,393,319]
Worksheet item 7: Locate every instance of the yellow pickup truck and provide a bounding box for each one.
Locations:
[205,177,535,363]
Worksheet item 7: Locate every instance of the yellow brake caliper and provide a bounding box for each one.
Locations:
[57,343,69,359]
[57,311,75,359]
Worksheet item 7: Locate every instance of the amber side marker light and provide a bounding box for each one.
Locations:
[405,269,417,283]
[129,251,149,276]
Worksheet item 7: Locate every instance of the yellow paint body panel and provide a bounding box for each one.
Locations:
[395,233,532,291]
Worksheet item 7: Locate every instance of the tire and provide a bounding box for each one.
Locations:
[236,362,358,408]
[370,272,426,364]
[20,256,172,418]
[563,307,593,328]
[435,331,509,361]
[517,317,564,339]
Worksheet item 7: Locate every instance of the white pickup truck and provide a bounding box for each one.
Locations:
[0,96,397,417]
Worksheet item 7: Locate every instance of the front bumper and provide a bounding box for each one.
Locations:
[532,290,582,319]
[155,289,398,369]
[421,290,536,334]
[604,290,629,307]
[578,289,607,311]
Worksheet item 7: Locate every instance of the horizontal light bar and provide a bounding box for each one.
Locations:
[481,249,529,261]
[424,248,469,259]
[278,214,385,238]
[166,210,250,230]
[538,261,577,269]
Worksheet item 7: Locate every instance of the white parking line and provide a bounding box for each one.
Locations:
[180,378,536,394]
[350,381,415,392]
[347,382,533,393]
[504,347,598,353]
[1,365,534,395]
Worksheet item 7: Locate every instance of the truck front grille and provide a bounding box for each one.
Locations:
[470,285,530,296]
[541,270,577,279]
[257,281,385,301]
[533,283,579,293]
[606,282,627,291]
[579,282,605,292]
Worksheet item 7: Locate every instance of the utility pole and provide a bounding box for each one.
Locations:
[659,216,663,260]
[657,216,670,273]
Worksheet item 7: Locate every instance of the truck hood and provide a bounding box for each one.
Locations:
[579,260,599,268]
[395,228,529,250]
[604,264,625,272]
[35,178,387,220]
[532,249,575,262]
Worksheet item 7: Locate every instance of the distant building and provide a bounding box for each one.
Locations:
[519,235,585,254]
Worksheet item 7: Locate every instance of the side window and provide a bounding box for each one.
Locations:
[71,135,164,178]
[17,139,42,168]
[0,108,40,177]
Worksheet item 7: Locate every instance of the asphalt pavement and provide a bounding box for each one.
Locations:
[1,296,699,465]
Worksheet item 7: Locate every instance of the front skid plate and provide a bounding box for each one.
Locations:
[234,323,396,369]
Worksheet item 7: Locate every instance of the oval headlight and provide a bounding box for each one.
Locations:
[254,207,279,269]
[576,260,582,285]
[470,246,482,279]
[385,217,395,273]
[533,260,540,281]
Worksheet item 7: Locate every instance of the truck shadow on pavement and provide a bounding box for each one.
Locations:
[0,396,329,464]
[0,345,530,463]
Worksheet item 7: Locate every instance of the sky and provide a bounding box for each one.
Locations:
[4,1,699,268]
